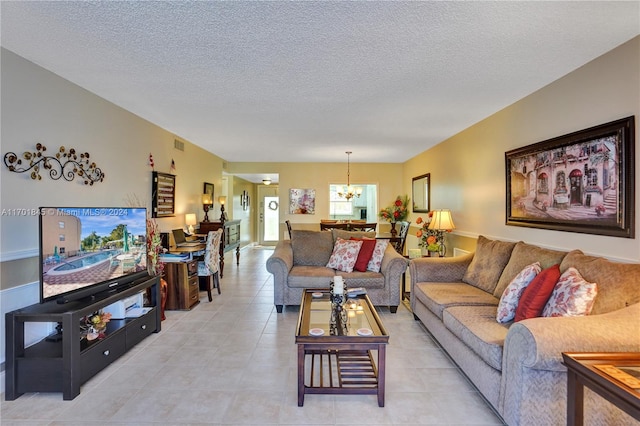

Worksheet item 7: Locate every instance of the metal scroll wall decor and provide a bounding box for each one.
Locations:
[3,143,105,185]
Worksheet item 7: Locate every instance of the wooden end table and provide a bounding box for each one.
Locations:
[562,352,640,425]
[295,289,389,407]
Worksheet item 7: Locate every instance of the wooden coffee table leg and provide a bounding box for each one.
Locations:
[377,345,386,407]
[566,368,584,426]
[298,344,305,406]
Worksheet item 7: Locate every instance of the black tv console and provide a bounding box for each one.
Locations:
[4,275,161,400]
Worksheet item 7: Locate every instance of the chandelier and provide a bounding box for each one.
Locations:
[338,151,362,200]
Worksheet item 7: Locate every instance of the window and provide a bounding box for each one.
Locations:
[328,184,377,221]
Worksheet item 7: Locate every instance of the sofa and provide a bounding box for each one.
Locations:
[267,229,408,313]
[409,236,640,426]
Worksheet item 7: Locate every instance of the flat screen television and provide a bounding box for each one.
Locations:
[39,207,149,304]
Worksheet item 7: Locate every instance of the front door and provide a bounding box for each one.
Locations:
[258,185,279,246]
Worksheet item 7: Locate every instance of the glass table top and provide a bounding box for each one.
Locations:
[298,291,387,338]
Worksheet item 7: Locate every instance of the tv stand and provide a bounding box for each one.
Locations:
[44,323,64,342]
[5,275,161,400]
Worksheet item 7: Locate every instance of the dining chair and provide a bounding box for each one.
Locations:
[320,222,349,231]
[198,229,223,301]
[349,222,377,232]
[390,221,411,255]
[285,220,293,239]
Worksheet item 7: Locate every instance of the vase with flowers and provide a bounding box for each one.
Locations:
[379,195,410,236]
[415,214,439,255]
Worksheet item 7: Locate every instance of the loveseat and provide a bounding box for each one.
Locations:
[409,236,640,425]
[267,229,408,313]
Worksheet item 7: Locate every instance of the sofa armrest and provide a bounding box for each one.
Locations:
[266,240,293,276]
[409,252,474,285]
[380,245,409,306]
[266,241,294,308]
[503,302,640,373]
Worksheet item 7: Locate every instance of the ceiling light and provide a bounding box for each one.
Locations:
[263,178,272,185]
[337,151,362,201]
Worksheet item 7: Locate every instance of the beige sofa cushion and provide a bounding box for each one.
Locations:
[493,242,567,298]
[288,265,335,288]
[291,230,334,266]
[462,236,516,294]
[560,250,640,315]
[413,282,499,319]
[443,305,510,371]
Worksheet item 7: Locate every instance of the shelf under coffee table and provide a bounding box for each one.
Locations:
[295,289,389,407]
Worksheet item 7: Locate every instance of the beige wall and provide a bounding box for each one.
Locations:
[0,48,226,290]
[403,37,639,261]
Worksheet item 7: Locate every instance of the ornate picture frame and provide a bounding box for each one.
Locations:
[505,116,635,238]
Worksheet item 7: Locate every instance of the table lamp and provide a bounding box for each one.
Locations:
[219,196,227,223]
[427,209,456,256]
[201,193,212,222]
[185,213,196,235]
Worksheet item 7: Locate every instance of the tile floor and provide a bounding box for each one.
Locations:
[1,247,505,425]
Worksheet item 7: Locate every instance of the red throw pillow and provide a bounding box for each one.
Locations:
[514,264,561,322]
[351,237,377,272]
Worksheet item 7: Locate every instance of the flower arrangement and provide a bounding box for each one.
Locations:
[146,217,164,276]
[595,203,606,216]
[379,195,410,223]
[415,214,439,249]
[85,311,112,341]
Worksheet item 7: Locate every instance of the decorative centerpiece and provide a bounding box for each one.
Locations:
[330,276,348,335]
[84,311,112,341]
[379,194,410,236]
[330,275,346,307]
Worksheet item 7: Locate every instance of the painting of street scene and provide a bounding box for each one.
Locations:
[506,117,634,238]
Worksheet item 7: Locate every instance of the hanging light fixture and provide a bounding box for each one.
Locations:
[337,151,362,200]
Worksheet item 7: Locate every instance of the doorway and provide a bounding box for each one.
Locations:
[258,185,279,246]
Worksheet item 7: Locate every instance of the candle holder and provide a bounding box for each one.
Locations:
[329,280,347,306]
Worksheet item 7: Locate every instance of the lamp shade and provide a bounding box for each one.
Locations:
[428,209,455,231]
[185,213,197,226]
[218,196,226,205]
[202,193,212,205]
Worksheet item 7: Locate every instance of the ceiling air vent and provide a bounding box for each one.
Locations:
[222,161,228,170]
[174,139,185,151]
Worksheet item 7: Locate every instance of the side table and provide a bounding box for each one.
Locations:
[562,352,640,426]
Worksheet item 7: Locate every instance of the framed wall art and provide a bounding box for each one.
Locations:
[289,188,315,214]
[505,116,634,238]
[152,171,176,218]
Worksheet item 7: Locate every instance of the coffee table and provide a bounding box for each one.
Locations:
[562,352,640,425]
[295,289,389,407]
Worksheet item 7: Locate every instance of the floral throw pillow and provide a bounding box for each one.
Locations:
[326,238,363,273]
[367,239,389,273]
[496,262,541,323]
[542,267,598,317]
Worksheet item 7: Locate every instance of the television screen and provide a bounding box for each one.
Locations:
[40,207,148,303]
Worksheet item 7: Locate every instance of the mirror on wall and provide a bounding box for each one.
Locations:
[412,173,430,212]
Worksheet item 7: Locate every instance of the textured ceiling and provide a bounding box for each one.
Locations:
[1,1,639,165]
